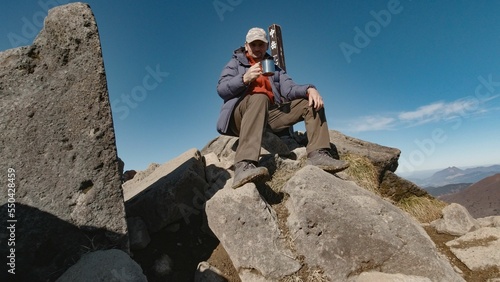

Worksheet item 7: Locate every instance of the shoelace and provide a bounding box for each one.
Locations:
[317,149,333,158]
[243,162,257,170]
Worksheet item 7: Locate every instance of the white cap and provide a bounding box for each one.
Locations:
[246,27,268,43]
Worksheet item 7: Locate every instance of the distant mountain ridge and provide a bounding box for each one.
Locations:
[425,183,471,197]
[407,164,500,187]
[439,173,500,218]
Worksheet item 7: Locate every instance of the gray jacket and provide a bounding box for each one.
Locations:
[216,47,314,136]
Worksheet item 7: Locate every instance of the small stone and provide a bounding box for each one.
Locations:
[153,254,173,277]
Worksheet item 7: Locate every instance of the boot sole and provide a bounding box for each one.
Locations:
[308,162,350,174]
[232,169,270,189]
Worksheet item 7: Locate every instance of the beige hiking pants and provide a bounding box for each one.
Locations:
[230,93,331,163]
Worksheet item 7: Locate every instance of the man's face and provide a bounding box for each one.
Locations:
[245,40,268,61]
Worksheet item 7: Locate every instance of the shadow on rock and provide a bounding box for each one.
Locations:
[0,203,126,282]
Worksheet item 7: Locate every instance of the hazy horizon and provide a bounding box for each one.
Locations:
[396,162,500,178]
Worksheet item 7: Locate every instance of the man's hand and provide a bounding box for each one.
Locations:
[243,63,262,85]
[307,88,324,110]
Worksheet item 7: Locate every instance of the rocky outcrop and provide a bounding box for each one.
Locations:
[204,164,462,281]
[123,130,500,281]
[431,204,500,273]
[328,130,401,180]
[0,3,127,281]
[424,211,500,281]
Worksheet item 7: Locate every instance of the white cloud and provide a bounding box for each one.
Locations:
[398,101,445,121]
[346,95,499,132]
[398,99,480,126]
[349,116,396,132]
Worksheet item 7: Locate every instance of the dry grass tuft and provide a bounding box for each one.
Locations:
[397,196,448,223]
[280,267,329,282]
[305,268,329,282]
[266,165,299,194]
[341,153,449,224]
[342,153,379,195]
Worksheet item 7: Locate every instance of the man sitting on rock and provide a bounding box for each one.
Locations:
[216,27,349,188]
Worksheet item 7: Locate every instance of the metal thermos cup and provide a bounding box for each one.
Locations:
[262,59,275,76]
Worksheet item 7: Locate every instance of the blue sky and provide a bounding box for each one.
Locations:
[2,0,499,174]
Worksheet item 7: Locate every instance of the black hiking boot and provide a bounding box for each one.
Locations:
[307,149,349,173]
[232,160,269,189]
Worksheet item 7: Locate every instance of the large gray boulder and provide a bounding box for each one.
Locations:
[283,166,464,282]
[0,3,127,281]
[431,203,480,236]
[206,184,301,280]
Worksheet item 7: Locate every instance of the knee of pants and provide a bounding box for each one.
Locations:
[248,94,270,107]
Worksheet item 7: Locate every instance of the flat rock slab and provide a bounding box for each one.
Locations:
[124,148,208,233]
[446,227,500,271]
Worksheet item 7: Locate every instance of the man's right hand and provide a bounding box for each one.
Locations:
[243,63,262,85]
